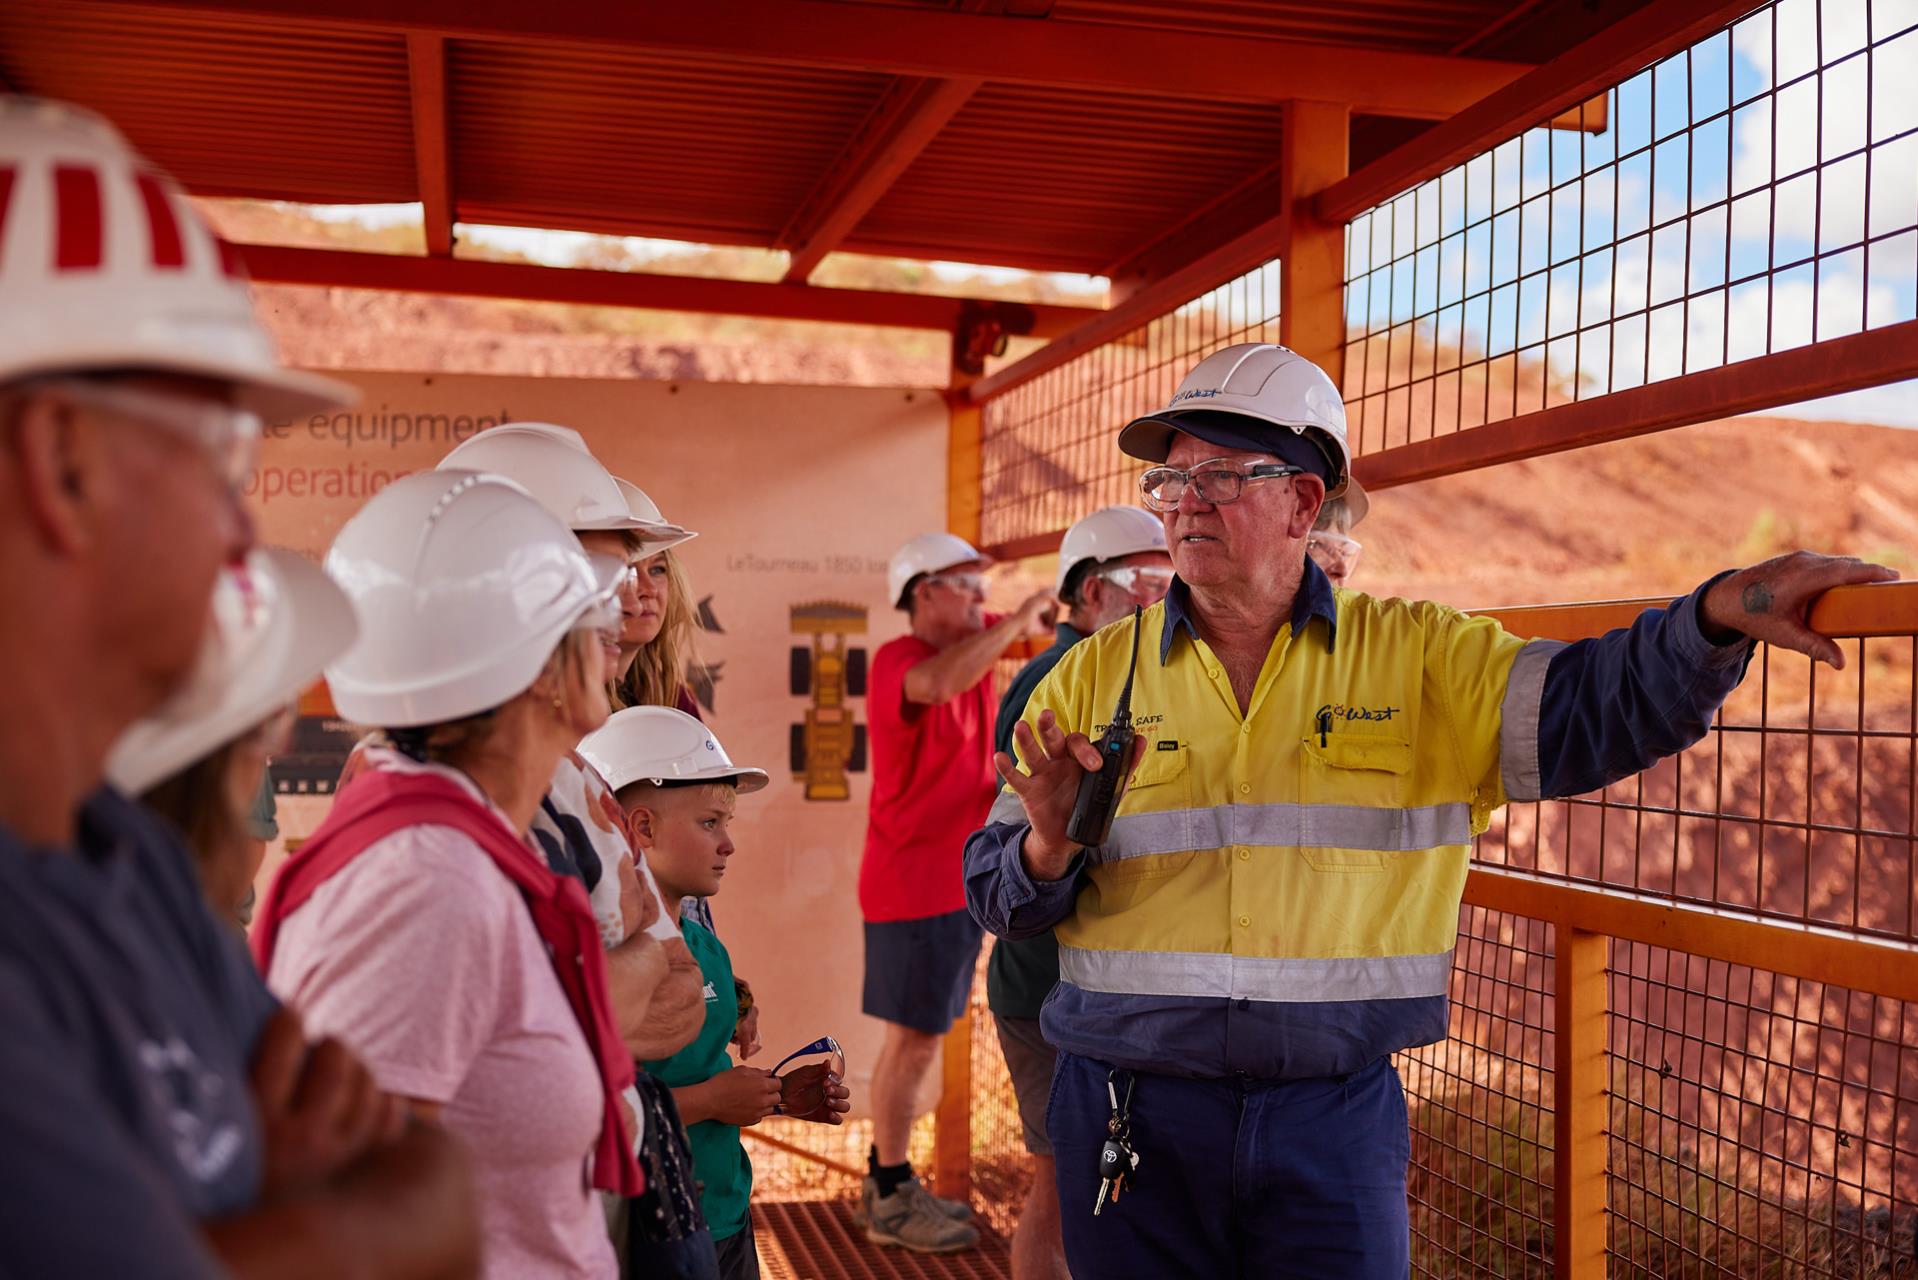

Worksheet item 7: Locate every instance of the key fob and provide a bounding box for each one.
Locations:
[1097,1139,1130,1181]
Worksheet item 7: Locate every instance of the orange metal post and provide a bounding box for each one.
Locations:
[1278,100,1350,378]
[932,1012,973,1203]
[946,389,984,548]
[931,349,981,1204]
[1553,926,1608,1280]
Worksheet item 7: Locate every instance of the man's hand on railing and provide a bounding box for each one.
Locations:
[1700,551,1900,668]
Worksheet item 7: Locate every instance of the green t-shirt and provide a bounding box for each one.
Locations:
[642,918,751,1242]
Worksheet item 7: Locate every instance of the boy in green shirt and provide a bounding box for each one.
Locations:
[582,707,850,1280]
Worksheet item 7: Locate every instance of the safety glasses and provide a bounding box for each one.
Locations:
[1099,565,1175,597]
[1139,459,1302,512]
[1306,530,1363,580]
[771,1035,845,1080]
[926,571,986,596]
[41,377,261,491]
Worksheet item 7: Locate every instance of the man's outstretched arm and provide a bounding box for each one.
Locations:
[1503,552,1897,803]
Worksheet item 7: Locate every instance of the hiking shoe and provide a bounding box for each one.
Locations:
[855,1175,973,1226]
[865,1180,980,1253]
[901,1177,973,1221]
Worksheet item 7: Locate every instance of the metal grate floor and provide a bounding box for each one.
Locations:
[756,1198,1011,1280]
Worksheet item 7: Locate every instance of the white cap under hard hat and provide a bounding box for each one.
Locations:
[0,96,352,419]
[1117,343,1352,499]
[887,532,986,610]
[1055,505,1168,598]
[106,547,359,794]
[579,706,768,795]
[323,470,621,728]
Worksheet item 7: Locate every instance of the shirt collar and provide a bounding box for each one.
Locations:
[1159,556,1340,664]
[1053,621,1086,649]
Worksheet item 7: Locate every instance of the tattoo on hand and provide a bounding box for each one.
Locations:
[1742,582,1774,615]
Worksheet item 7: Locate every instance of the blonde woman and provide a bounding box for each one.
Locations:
[602,478,702,718]
[256,471,645,1279]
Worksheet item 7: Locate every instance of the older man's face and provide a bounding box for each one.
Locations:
[1159,433,1323,595]
[65,375,257,713]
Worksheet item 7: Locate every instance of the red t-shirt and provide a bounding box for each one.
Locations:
[859,632,1000,922]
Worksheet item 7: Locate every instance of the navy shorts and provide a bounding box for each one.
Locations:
[862,909,983,1035]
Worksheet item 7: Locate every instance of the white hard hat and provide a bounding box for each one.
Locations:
[1320,475,1370,528]
[106,547,358,794]
[887,532,986,610]
[1117,343,1352,498]
[614,477,698,555]
[0,97,351,419]
[579,706,768,795]
[1056,505,1168,597]
[323,470,621,728]
[438,422,654,532]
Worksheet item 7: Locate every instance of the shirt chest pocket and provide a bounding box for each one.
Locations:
[1296,732,1412,870]
[1098,740,1194,883]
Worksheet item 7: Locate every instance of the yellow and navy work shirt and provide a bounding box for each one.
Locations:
[964,560,1751,1080]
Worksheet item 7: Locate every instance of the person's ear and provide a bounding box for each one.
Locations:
[624,803,657,847]
[6,390,99,556]
[1078,572,1105,614]
[1288,475,1327,540]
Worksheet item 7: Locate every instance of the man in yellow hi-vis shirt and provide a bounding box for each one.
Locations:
[963,342,1892,1279]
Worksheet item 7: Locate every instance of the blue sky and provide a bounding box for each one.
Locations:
[1344,0,1918,425]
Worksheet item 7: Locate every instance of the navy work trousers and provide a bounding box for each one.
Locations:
[1048,1050,1412,1279]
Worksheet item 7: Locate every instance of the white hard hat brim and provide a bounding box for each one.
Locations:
[1117,409,1350,500]
[651,765,770,794]
[107,547,359,794]
[634,523,699,556]
[1340,476,1370,526]
[23,348,358,422]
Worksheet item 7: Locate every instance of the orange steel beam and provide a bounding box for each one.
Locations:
[1464,869,1918,1005]
[1351,319,1918,492]
[236,244,1104,335]
[405,33,454,257]
[1475,580,1918,643]
[90,0,1538,118]
[1552,926,1607,1280]
[780,76,980,285]
[964,205,1289,404]
[1316,0,1765,224]
[1278,101,1350,378]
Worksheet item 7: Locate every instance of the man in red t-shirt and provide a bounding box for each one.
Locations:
[858,532,1053,1253]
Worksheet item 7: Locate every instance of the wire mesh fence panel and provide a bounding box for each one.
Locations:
[1399,905,1558,1279]
[1340,0,1918,457]
[1481,631,1918,943]
[1607,942,1918,1278]
[978,260,1281,550]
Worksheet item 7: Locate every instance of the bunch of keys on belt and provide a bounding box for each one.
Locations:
[1093,1069,1140,1215]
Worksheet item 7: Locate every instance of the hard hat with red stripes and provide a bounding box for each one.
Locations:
[0,96,351,418]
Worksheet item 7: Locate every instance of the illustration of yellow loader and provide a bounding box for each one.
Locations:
[790,602,869,801]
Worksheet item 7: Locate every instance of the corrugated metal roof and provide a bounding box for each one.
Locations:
[0,3,415,204]
[448,43,893,247]
[849,84,1285,274]
[0,0,1645,285]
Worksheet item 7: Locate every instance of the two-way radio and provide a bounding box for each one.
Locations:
[1065,606,1144,848]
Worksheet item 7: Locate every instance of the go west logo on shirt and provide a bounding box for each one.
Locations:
[1316,702,1401,725]
[701,981,719,1003]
